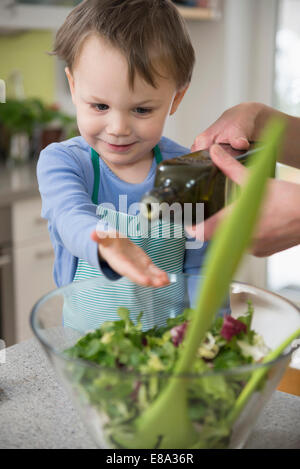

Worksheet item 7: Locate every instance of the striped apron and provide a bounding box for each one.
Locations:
[63,145,187,333]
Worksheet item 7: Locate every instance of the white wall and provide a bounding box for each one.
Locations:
[167,0,279,290]
[54,0,280,289]
[56,0,279,152]
[267,0,300,300]
[164,0,279,149]
[163,13,227,149]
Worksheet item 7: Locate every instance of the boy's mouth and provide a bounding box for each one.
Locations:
[103,141,136,153]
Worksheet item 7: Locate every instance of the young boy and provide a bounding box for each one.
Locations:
[37,0,208,332]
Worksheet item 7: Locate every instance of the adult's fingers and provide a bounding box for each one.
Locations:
[215,135,250,150]
[191,131,215,152]
[185,207,228,241]
[210,144,248,185]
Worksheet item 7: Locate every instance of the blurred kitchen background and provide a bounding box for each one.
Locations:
[0,0,300,346]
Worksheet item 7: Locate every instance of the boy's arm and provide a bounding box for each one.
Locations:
[91,230,169,287]
[37,145,168,287]
[37,145,103,271]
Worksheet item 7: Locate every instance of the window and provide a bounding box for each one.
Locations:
[267,0,300,305]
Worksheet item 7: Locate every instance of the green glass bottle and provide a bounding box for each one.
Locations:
[140,143,258,224]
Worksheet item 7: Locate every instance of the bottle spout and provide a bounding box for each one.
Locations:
[140,193,161,221]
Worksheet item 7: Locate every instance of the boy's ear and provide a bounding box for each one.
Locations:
[169,85,189,115]
[65,67,76,104]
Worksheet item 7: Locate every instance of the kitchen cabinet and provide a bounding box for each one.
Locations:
[12,197,55,343]
[0,194,55,346]
[177,4,221,20]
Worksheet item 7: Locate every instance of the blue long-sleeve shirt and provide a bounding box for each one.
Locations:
[37,135,208,287]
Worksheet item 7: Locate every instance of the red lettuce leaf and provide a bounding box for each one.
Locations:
[170,322,188,347]
[220,315,247,341]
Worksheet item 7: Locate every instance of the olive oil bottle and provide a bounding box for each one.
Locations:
[140,143,258,224]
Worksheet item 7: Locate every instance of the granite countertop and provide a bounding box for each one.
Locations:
[0,161,39,207]
[0,337,299,449]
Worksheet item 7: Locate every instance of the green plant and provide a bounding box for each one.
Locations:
[0,98,77,138]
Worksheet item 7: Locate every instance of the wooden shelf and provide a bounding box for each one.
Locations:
[277,367,300,396]
[0,4,221,32]
[177,6,221,20]
[0,4,73,30]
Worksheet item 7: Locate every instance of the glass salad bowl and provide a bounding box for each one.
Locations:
[30,273,300,449]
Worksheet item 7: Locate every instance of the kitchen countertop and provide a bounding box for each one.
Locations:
[0,161,39,207]
[0,337,299,449]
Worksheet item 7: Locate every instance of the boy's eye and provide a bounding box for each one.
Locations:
[134,107,152,115]
[94,104,109,112]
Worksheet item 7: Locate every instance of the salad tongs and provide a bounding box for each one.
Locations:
[114,119,287,448]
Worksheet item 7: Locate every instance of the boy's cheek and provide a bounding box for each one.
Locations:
[143,117,167,140]
[77,113,100,137]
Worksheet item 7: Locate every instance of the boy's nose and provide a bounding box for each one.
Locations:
[106,113,131,137]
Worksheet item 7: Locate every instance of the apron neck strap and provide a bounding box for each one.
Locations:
[153,144,163,164]
[91,147,100,205]
[90,144,163,204]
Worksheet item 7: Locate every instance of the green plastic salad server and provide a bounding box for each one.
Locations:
[114,118,285,449]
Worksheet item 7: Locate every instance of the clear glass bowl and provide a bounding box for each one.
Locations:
[30,274,300,449]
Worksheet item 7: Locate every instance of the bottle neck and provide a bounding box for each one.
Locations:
[140,185,179,221]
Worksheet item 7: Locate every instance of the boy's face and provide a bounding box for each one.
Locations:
[66,35,187,170]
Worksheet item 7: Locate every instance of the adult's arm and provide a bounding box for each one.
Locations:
[187,144,300,257]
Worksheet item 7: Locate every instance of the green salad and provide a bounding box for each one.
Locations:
[64,303,271,448]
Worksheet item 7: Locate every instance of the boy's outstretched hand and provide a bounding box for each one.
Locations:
[91,229,170,287]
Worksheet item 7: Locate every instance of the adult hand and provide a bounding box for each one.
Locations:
[191,102,265,152]
[91,229,170,287]
[187,144,300,257]
[191,102,300,170]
